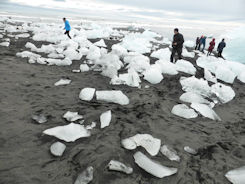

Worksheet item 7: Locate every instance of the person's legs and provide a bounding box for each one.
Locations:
[177,48,182,60]
[198,44,201,50]
[67,31,71,39]
[201,43,205,52]
[170,48,177,63]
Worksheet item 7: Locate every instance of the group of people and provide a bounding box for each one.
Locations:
[170,28,227,63]
[62,19,227,64]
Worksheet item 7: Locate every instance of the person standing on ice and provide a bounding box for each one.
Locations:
[170,28,184,63]
[207,38,215,56]
[199,36,207,52]
[63,18,71,39]
[195,36,200,50]
[217,39,226,57]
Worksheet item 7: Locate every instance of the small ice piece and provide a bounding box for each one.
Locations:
[74,166,94,184]
[86,122,96,130]
[184,146,197,155]
[145,85,150,88]
[80,64,90,72]
[50,142,66,157]
[43,123,90,142]
[94,39,107,47]
[63,111,83,122]
[171,104,198,119]
[179,92,210,104]
[133,152,178,178]
[54,79,71,86]
[32,114,47,124]
[143,67,163,84]
[108,160,133,174]
[160,145,180,162]
[79,88,96,101]
[191,103,221,121]
[225,166,245,184]
[96,90,129,105]
[0,42,10,47]
[122,134,161,156]
[72,69,81,73]
[100,110,112,129]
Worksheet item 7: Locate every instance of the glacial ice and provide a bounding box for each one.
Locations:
[161,145,180,162]
[43,123,91,142]
[143,67,163,84]
[133,151,178,178]
[94,39,107,47]
[150,48,171,61]
[175,60,196,75]
[108,160,133,174]
[191,103,221,121]
[171,104,198,119]
[156,60,178,75]
[0,42,10,47]
[74,166,94,184]
[96,90,129,105]
[50,142,66,157]
[204,68,217,83]
[32,114,47,124]
[225,166,245,184]
[211,83,235,103]
[179,92,210,104]
[215,66,236,84]
[79,88,96,101]
[100,110,112,129]
[63,111,83,122]
[184,146,197,155]
[80,64,90,72]
[46,58,72,66]
[54,79,71,86]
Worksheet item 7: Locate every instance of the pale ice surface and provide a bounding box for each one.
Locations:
[161,145,180,162]
[85,122,97,130]
[63,111,83,122]
[94,39,107,47]
[155,60,178,75]
[238,72,245,83]
[125,54,150,73]
[79,88,96,101]
[171,104,198,119]
[80,64,90,72]
[143,67,163,84]
[100,110,112,129]
[74,166,94,184]
[184,146,198,155]
[32,114,47,124]
[225,166,245,184]
[43,123,91,142]
[191,103,221,121]
[54,79,71,86]
[96,90,129,105]
[50,142,66,157]
[133,151,178,178]
[215,66,236,84]
[0,42,10,47]
[204,68,217,83]
[211,83,235,104]
[175,60,196,75]
[184,40,195,48]
[180,92,210,104]
[46,58,72,66]
[122,134,161,156]
[150,48,171,61]
[108,160,133,174]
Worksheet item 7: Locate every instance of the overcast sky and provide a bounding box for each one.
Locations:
[1,0,245,23]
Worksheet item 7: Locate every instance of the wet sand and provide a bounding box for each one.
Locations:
[0,33,245,184]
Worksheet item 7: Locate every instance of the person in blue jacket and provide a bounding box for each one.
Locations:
[199,36,207,52]
[63,17,71,39]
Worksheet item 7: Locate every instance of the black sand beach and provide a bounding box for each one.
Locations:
[0,31,245,184]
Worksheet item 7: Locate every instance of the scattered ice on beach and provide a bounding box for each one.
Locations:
[175,60,196,75]
[80,64,90,72]
[143,67,163,84]
[225,166,245,184]
[151,48,171,61]
[63,111,83,122]
[74,166,94,184]
[46,58,72,66]
[111,44,128,57]
[204,68,217,83]
[122,134,161,156]
[171,104,198,119]
[161,145,180,162]
[133,151,178,178]
[16,51,41,63]
[50,142,66,157]
[100,110,112,129]
[43,123,90,142]
[94,39,107,47]
[108,160,133,174]
[96,90,129,105]
[211,83,235,103]
[0,42,10,47]
[156,60,178,75]
[32,114,47,124]
[54,79,71,86]
[15,33,30,39]
[184,146,198,155]
[191,103,221,121]
[79,88,96,101]
[125,54,150,73]
[215,66,236,84]
[180,92,210,104]
[86,45,101,61]
[63,48,83,61]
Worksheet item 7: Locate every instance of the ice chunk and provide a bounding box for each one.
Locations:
[63,111,83,122]
[175,60,196,75]
[191,103,221,121]
[32,114,47,124]
[215,66,236,84]
[96,90,129,105]
[80,64,90,72]
[156,60,178,75]
[50,142,66,157]
[180,92,210,104]
[182,48,195,58]
[15,33,30,39]
[74,166,93,184]
[225,166,245,184]
[63,48,83,61]
[133,152,178,178]
[161,145,180,162]
[122,134,161,156]
[211,83,235,103]
[46,58,72,66]
[72,69,81,73]
[54,79,71,86]
[0,42,10,47]
[86,45,101,61]
[107,160,133,174]
[184,146,197,155]
[204,68,217,83]
[43,123,90,142]
[125,54,150,73]
[150,48,171,61]
[86,122,96,130]
[79,88,96,101]
[171,104,198,119]
[111,44,127,57]
[94,39,107,47]
[238,72,245,83]
[100,110,112,129]
[143,67,163,84]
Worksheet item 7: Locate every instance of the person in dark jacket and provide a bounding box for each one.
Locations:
[63,17,71,39]
[170,28,184,63]
[207,38,215,56]
[200,36,207,52]
[217,39,226,57]
[198,35,203,50]
[195,37,200,50]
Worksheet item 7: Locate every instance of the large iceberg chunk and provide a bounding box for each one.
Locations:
[191,103,221,121]
[155,60,178,75]
[43,123,91,142]
[143,67,163,84]
[175,60,196,75]
[211,83,235,103]
[171,104,198,119]
[133,152,178,178]
[225,166,245,184]
[96,90,129,105]
[215,66,236,84]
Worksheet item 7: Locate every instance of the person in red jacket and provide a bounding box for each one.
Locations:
[207,38,215,56]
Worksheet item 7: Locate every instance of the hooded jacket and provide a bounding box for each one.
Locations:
[64,20,71,31]
[217,41,226,52]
